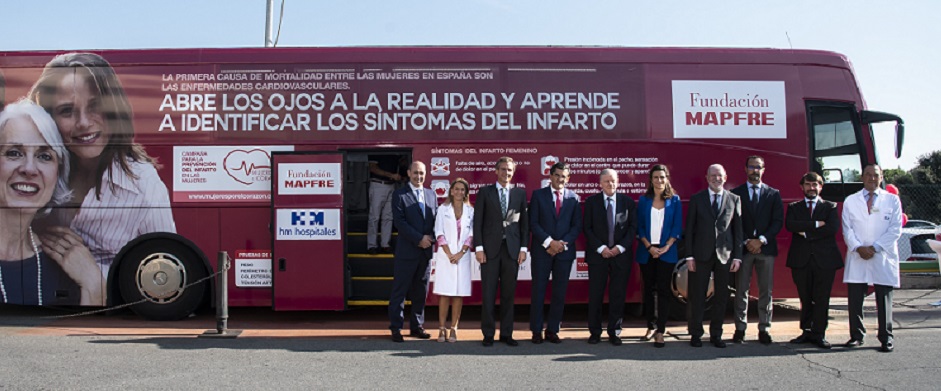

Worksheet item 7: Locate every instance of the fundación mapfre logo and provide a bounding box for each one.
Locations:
[277,163,342,195]
[276,209,341,240]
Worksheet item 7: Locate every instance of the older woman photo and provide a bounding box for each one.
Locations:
[635,164,683,347]
[28,52,175,278]
[432,178,474,343]
[0,100,101,306]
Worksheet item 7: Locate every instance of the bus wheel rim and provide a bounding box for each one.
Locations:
[135,252,187,304]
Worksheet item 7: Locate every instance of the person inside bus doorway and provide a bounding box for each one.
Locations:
[684,164,743,348]
[474,156,529,347]
[843,164,903,353]
[388,161,437,342]
[28,53,176,285]
[0,100,100,306]
[528,162,582,344]
[367,153,405,254]
[731,155,783,345]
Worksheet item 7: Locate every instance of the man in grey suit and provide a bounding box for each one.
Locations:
[474,156,530,347]
[731,155,783,345]
[684,164,743,348]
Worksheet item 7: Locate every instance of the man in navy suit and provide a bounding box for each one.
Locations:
[388,161,438,342]
[731,155,783,345]
[684,164,743,348]
[529,162,582,344]
[474,156,529,347]
[583,168,636,345]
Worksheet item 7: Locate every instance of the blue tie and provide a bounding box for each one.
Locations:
[416,189,424,219]
[500,188,508,216]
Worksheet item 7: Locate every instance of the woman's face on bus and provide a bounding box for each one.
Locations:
[50,72,109,161]
[0,116,58,212]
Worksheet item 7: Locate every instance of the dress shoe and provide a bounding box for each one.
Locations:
[758,331,773,345]
[732,330,745,344]
[814,338,832,349]
[690,337,703,347]
[545,330,562,344]
[391,331,404,343]
[499,336,519,346]
[410,329,431,339]
[844,338,865,348]
[609,335,623,346]
[879,341,894,353]
[789,333,812,344]
[531,332,544,344]
[710,337,727,348]
[482,336,494,347]
[368,247,379,255]
[587,335,601,344]
[381,246,393,253]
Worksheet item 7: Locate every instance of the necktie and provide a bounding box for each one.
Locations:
[807,200,815,215]
[500,187,508,216]
[555,190,562,216]
[712,193,720,215]
[416,189,425,219]
[867,191,875,214]
[749,185,759,214]
[606,197,615,247]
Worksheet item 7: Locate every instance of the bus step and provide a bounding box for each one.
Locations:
[350,278,394,299]
[347,300,411,306]
[348,258,395,277]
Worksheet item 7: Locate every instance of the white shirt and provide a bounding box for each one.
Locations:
[65,159,176,277]
[650,206,665,245]
[842,188,903,287]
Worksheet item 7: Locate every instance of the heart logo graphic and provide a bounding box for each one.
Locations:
[223,149,272,185]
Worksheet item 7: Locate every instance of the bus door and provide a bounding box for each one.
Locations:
[270,152,346,310]
[807,101,867,202]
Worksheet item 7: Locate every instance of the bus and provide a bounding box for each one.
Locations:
[0,47,903,320]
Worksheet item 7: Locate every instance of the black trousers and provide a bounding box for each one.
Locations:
[388,256,431,332]
[587,256,630,337]
[480,242,519,339]
[848,283,894,344]
[640,257,675,333]
[790,262,836,339]
[687,255,731,339]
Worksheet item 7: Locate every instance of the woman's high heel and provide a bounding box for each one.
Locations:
[642,328,656,341]
[437,327,447,343]
[448,327,458,343]
[653,332,665,348]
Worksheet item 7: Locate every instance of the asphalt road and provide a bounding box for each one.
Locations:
[2,289,940,390]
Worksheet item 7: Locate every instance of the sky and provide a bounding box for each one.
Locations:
[2,0,937,169]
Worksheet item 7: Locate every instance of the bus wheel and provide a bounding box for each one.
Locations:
[669,258,714,321]
[118,239,208,321]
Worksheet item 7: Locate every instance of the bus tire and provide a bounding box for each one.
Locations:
[668,258,715,321]
[117,238,208,321]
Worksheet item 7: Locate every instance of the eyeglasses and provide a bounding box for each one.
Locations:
[747,165,764,170]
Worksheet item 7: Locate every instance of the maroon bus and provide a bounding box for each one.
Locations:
[0,47,902,320]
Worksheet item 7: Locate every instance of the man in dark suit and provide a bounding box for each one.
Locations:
[685,164,743,348]
[474,156,529,347]
[583,168,637,345]
[785,172,843,349]
[388,161,437,342]
[731,155,783,345]
[529,162,582,344]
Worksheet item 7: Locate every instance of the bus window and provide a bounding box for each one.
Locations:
[807,102,865,202]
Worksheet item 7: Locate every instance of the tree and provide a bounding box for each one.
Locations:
[912,150,941,184]
[884,167,914,185]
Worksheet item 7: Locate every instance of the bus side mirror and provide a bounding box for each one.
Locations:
[895,122,905,159]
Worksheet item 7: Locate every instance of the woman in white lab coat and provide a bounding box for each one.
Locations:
[841,165,902,352]
[432,178,474,342]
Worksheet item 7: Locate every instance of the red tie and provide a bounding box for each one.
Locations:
[555,191,562,216]
[867,191,875,214]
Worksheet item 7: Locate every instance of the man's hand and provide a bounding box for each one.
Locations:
[746,239,762,254]
[730,258,742,273]
[547,240,565,255]
[517,251,527,265]
[418,235,433,249]
[476,251,487,264]
[687,257,696,272]
[857,245,877,260]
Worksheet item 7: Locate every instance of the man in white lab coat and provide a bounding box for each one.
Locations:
[842,164,903,353]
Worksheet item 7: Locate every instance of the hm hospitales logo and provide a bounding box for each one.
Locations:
[276,209,341,240]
